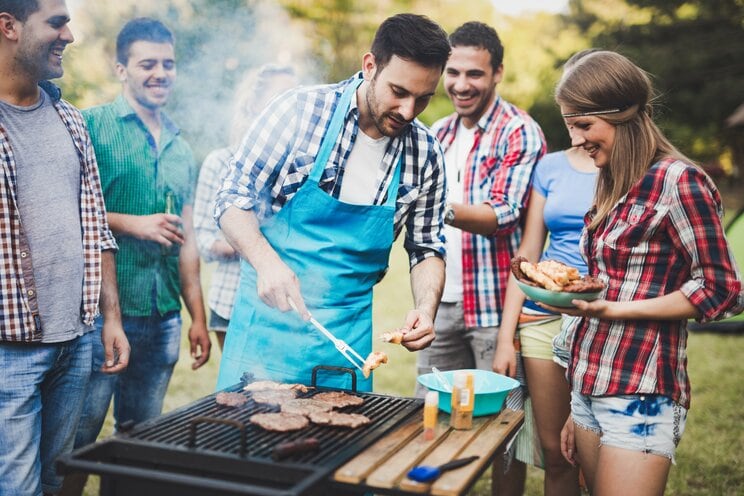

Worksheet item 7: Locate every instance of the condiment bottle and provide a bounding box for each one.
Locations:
[450,371,474,430]
[423,390,439,440]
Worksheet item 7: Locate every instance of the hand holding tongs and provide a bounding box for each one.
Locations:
[288,298,366,373]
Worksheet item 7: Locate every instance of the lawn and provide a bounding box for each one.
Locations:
[81,239,743,495]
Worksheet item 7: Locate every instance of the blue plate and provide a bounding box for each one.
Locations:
[515,279,601,308]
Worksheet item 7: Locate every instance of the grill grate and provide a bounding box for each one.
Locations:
[116,382,421,467]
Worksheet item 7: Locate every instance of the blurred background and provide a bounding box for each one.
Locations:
[62,0,744,212]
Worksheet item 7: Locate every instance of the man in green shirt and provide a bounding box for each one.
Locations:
[65,19,211,491]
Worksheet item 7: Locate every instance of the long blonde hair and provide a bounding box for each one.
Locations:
[555,51,691,230]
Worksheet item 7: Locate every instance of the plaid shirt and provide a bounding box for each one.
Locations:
[570,159,744,408]
[0,86,117,342]
[215,73,447,267]
[432,97,546,327]
[194,147,240,320]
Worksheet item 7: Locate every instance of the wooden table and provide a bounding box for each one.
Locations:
[332,408,524,496]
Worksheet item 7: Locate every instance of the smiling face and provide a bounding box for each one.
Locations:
[562,111,617,168]
[443,45,502,128]
[117,40,176,113]
[359,53,441,139]
[13,0,74,81]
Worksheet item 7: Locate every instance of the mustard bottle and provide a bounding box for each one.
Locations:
[450,371,474,430]
[423,390,439,440]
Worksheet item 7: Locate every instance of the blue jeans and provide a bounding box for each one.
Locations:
[74,313,181,447]
[0,332,93,496]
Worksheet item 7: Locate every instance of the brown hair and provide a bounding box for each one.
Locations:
[555,50,692,230]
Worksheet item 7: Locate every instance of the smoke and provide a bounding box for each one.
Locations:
[166,1,321,162]
[66,0,322,163]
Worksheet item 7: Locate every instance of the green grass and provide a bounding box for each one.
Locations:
[81,240,743,495]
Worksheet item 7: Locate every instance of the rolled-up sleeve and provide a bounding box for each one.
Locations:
[214,93,300,226]
[486,122,544,233]
[672,167,743,321]
[404,137,447,268]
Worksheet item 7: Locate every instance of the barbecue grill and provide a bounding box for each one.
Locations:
[57,367,423,496]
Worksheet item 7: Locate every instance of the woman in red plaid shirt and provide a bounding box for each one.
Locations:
[548,50,744,496]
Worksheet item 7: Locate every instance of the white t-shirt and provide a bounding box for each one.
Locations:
[339,130,390,205]
[442,121,476,302]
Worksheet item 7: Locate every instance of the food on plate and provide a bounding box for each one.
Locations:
[312,391,364,409]
[271,437,321,460]
[243,380,310,393]
[511,256,605,293]
[307,411,371,428]
[250,389,298,405]
[215,392,248,407]
[362,351,388,378]
[280,398,334,416]
[380,329,405,344]
[249,412,309,432]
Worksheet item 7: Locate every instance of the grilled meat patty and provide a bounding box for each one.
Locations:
[280,398,334,416]
[215,392,248,407]
[251,389,297,405]
[307,411,371,428]
[249,412,310,432]
[312,391,365,409]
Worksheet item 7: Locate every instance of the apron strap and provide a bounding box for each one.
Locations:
[308,76,403,207]
[308,78,363,183]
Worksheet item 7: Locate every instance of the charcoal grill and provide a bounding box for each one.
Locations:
[57,366,422,496]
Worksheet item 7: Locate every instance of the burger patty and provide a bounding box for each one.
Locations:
[249,412,309,432]
[243,380,310,393]
[307,411,371,428]
[562,276,606,293]
[312,391,365,409]
[280,398,334,416]
[215,392,248,407]
[251,389,297,405]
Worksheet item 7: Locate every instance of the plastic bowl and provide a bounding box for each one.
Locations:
[417,369,520,417]
[515,279,602,308]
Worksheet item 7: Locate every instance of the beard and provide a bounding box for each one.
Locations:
[365,77,410,138]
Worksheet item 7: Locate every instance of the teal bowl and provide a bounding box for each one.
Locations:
[515,279,602,308]
[417,369,520,417]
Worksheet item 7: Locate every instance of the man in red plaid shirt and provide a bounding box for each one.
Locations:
[416,21,545,494]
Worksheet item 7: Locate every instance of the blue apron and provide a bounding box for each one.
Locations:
[217,78,401,392]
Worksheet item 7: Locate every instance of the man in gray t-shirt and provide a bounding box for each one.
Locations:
[0,1,130,495]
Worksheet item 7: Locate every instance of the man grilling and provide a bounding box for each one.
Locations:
[215,13,450,392]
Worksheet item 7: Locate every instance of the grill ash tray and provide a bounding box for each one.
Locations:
[57,382,423,496]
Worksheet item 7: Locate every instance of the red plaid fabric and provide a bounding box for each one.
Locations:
[570,159,744,408]
[0,94,117,342]
[433,97,545,327]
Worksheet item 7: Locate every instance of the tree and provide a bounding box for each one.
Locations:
[562,0,744,176]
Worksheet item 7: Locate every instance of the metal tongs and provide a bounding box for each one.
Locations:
[288,298,366,373]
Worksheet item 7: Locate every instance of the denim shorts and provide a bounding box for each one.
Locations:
[209,309,230,332]
[571,392,687,461]
[0,332,93,496]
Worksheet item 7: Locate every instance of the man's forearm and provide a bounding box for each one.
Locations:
[449,202,499,236]
[410,256,445,321]
[99,250,122,325]
[219,206,283,272]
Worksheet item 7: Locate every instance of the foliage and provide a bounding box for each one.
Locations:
[561,0,744,168]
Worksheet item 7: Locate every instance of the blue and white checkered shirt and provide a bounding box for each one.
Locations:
[215,73,447,267]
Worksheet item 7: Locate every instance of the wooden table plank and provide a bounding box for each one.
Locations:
[398,416,492,493]
[334,413,422,484]
[332,407,524,496]
[430,409,523,496]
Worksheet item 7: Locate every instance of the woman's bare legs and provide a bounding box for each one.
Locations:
[524,357,580,495]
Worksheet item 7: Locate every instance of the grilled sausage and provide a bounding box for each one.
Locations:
[271,437,320,460]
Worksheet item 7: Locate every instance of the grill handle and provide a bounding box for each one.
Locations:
[188,416,247,457]
[311,365,357,392]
